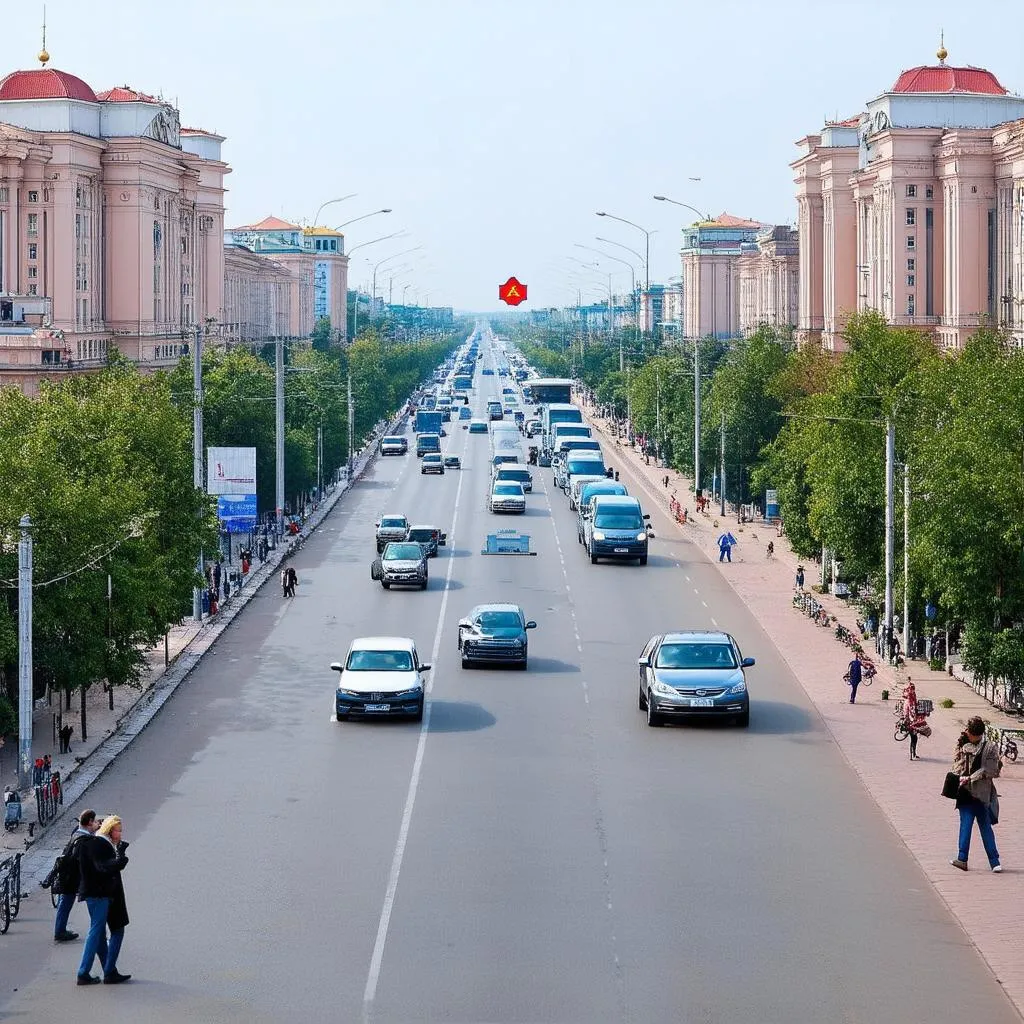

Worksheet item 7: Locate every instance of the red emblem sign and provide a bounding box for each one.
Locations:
[498,277,528,306]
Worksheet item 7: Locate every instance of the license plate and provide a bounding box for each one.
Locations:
[364,704,391,712]
[690,698,714,707]
[614,547,629,553]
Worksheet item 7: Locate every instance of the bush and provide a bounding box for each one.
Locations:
[939,698,955,709]
[929,657,945,672]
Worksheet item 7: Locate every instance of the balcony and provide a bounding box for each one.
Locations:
[0,293,53,335]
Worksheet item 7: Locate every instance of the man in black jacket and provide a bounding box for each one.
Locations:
[47,809,98,942]
[76,814,131,986]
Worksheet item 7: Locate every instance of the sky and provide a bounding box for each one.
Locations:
[7,0,1024,310]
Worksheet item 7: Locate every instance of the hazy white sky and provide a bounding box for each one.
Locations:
[7,1,1024,309]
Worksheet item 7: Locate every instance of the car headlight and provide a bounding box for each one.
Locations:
[337,689,361,698]
[651,680,678,696]
[396,687,424,699]
[636,531,648,541]
[591,531,606,541]
[728,678,747,694]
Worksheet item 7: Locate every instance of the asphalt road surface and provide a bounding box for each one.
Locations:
[2,340,1018,1024]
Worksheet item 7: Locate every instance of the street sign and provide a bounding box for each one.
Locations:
[498,277,528,306]
[765,488,779,520]
[217,494,258,533]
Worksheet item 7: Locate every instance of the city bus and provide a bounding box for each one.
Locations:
[523,377,573,406]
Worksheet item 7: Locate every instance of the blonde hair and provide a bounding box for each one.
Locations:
[97,815,122,837]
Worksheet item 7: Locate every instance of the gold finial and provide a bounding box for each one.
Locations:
[38,4,49,65]
[937,29,947,64]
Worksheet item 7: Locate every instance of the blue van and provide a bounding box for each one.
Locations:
[459,405,472,420]
[576,480,628,542]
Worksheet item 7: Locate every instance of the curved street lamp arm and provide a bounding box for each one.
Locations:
[312,194,357,227]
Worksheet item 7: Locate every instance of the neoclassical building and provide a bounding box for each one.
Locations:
[794,44,1024,350]
[0,51,230,392]
[736,225,799,336]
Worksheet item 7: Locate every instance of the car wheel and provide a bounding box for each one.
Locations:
[639,554,648,566]
[420,580,428,590]
[590,548,599,565]
[412,700,424,723]
[461,656,472,669]
[646,693,663,727]
[638,685,647,710]
[382,581,390,590]
[736,709,750,728]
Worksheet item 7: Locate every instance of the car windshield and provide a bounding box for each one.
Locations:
[346,649,414,672]
[477,610,522,629]
[568,460,604,476]
[655,643,738,670]
[424,454,441,461]
[380,518,406,528]
[385,544,423,560]
[407,529,435,540]
[594,513,643,530]
[494,483,523,495]
[499,470,530,481]
[383,436,403,443]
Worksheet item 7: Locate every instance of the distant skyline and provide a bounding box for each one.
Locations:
[5,1,1024,309]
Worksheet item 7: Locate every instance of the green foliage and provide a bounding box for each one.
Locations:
[0,694,14,737]
[311,316,334,352]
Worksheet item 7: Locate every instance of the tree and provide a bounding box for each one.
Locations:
[311,316,333,352]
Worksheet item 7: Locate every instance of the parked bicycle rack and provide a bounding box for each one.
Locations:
[481,530,536,555]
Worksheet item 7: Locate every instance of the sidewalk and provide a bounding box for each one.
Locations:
[1,414,400,856]
[586,403,1024,1015]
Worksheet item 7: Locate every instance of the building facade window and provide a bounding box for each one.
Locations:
[907,294,916,316]
[28,267,37,279]
[925,186,934,199]
[906,235,916,250]
[907,257,915,271]
[27,213,38,235]
[28,284,37,295]
[0,187,8,203]
[907,274,915,287]
[906,209,916,226]
[28,244,37,260]
[27,190,38,203]
[906,184,917,198]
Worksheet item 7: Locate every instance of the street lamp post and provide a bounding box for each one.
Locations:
[345,231,409,340]
[372,247,423,304]
[192,322,204,621]
[653,195,712,221]
[333,208,392,231]
[312,194,357,227]
[17,514,32,791]
[595,211,652,296]
[575,244,637,335]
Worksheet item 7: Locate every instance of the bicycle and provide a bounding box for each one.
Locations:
[0,853,22,934]
[999,730,1019,763]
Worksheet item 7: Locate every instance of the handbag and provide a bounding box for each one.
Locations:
[941,771,962,800]
[989,788,1000,825]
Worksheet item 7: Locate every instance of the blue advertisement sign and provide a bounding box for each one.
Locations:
[217,494,257,533]
[765,489,780,520]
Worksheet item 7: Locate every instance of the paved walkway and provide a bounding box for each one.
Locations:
[585,403,1024,1017]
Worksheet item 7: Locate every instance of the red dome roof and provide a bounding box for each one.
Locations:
[0,67,97,102]
[891,64,1007,95]
[96,85,158,103]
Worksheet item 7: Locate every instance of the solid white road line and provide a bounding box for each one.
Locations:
[362,419,468,1020]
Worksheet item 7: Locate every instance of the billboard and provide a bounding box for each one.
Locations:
[765,489,779,520]
[208,447,257,496]
[314,260,330,319]
[217,494,258,534]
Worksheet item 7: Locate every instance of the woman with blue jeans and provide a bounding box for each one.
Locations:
[950,717,1002,873]
[76,814,131,984]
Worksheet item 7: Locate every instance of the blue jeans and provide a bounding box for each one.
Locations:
[958,800,1000,867]
[719,546,731,562]
[104,928,125,976]
[849,679,860,703]
[77,897,109,978]
[54,892,76,937]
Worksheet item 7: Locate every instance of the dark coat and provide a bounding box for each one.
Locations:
[77,835,130,930]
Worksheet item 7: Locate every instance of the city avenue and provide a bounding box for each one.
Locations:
[0,346,1016,1023]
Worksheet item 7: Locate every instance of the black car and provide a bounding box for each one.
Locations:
[406,525,446,557]
[458,603,537,668]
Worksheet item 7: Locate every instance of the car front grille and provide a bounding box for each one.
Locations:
[672,687,727,697]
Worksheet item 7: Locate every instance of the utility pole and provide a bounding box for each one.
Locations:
[193,323,204,622]
[883,416,895,655]
[719,410,726,516]
[694,338,701,497]
[107,573,114,710]
[17,514,32,791]
[347,368,355,478]
[317,421,323,501]
[903,461,910,656]
[275,336,285,535]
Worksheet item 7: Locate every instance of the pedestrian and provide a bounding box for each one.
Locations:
[213,559,222,596]
[45,809,99,942]
[43,753,52,776]
[59,723,74,754]
[844,652,863,704]
[795,565,805,590]
[902,680,930,760]
[223,573,231,601]
[207,587,218,616]
[717,532,736,563]
[663,475,669,488]
[766,541,774,560]
[950,717,1002,873]
[286,566,298,598]
[281,567,289,598]
[76,814,131,985]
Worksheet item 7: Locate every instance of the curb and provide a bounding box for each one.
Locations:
[14,413,406,886]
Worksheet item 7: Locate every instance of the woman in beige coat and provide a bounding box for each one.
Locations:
[951,716,1002,872]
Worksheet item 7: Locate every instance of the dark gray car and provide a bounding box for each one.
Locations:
[638,631,753,727]
[458,603,537,668]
